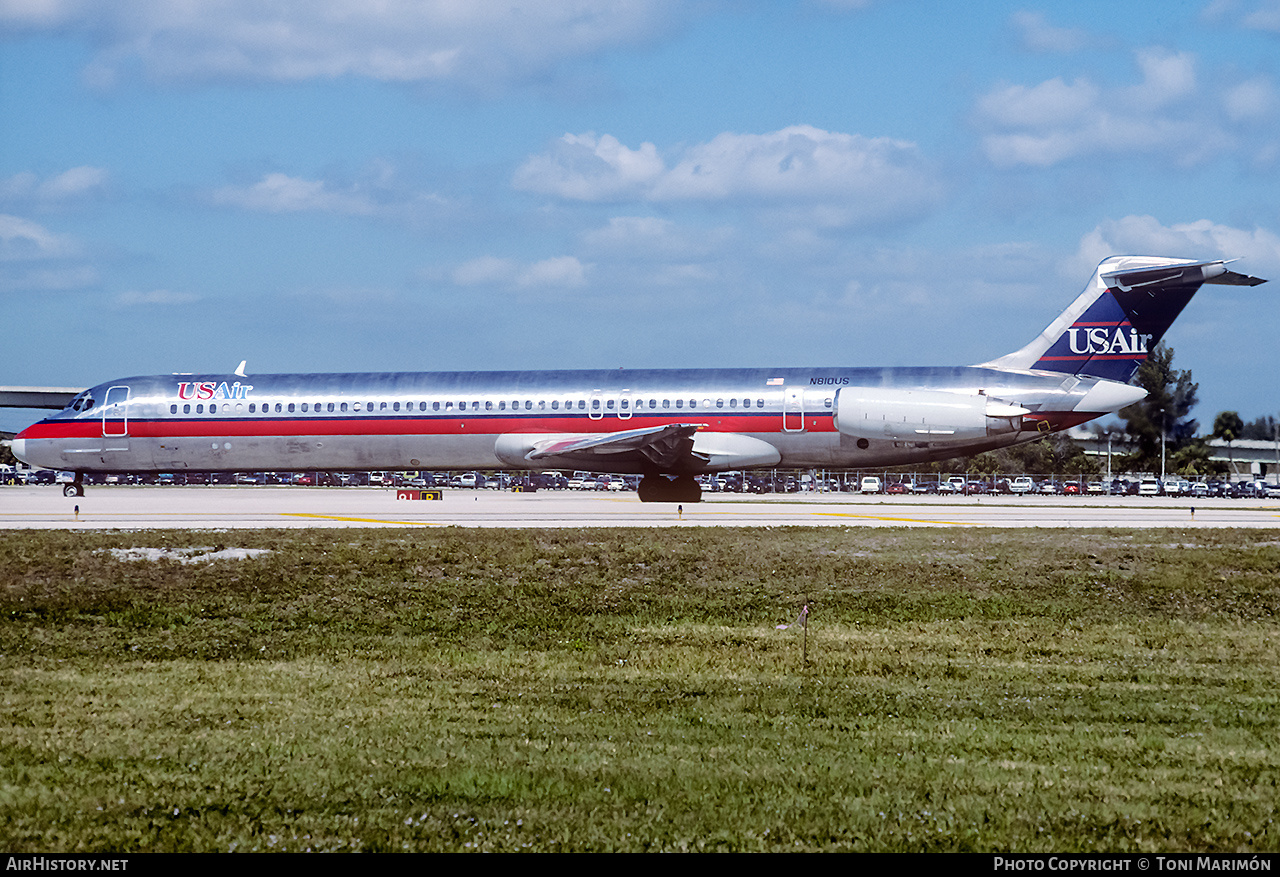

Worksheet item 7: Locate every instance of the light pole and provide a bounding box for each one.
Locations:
[1160,409,1167,483]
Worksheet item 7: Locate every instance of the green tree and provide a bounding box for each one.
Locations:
[1213,411,1244,474]
[1118,342,1198,472]
[1240,414,1277,441]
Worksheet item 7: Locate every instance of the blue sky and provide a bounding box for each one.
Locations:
[3,0,1279,434]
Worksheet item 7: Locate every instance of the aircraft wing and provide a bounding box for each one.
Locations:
[0,386,85,409]
[526,422,705,469]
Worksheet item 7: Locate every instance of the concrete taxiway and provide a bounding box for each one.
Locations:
[2,486,1279,529]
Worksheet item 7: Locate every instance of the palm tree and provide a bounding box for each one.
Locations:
[1213,411,1244,477]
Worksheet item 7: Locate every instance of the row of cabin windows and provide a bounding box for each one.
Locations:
[165,396,823,415]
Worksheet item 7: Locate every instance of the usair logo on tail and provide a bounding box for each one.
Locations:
[1066,326,1151,356]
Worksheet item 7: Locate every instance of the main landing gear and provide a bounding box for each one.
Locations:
[637,475,702,504]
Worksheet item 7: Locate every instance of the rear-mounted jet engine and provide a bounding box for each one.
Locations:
[834,386,1028,443]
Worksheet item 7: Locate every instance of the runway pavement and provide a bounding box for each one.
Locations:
[3,485,1279,529]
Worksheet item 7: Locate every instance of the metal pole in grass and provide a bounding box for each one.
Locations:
[776,598,810,664]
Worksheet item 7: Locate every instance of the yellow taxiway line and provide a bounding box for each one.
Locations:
[280,513,443,526]
[812,511,980,526]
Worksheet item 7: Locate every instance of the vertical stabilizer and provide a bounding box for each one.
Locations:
[980,256,1264,382]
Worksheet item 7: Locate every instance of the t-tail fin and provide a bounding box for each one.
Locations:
[980,255,1265,382]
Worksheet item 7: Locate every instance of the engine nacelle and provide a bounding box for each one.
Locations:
[835,387,1027,443]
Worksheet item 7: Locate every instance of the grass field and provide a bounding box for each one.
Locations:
[2,527,1277,852]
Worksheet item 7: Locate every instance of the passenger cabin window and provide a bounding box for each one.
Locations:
[170,404,177,414]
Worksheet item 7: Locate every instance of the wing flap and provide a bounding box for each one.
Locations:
[525,423,706,463]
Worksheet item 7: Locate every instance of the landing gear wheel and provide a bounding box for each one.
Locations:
[64,483,84,498]
[637,475,702,503]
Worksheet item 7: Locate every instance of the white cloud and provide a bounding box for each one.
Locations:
[0,214,79,260]
[975,48,1243,167]
[0,166,108,207]
[1224,76,1279,123]
[452,255,587,289]
[1010,11,1094,54]
[580,216,733,259]
[1072,215,1280,277]
[512,133,664,201]
[114,289,201,307]
[1233,0,1280,33]
[0,0,682,90]
[519,255,587,287]
[515,125,942,227]
[211,173,377,215]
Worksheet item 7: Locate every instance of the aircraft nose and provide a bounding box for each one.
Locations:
[10,437,28,464]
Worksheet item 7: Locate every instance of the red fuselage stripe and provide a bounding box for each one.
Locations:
[19,414,837,440]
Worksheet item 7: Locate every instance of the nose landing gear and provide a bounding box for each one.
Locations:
[63,474,84,497]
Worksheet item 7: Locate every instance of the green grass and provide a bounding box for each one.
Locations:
[1,528,1278,851]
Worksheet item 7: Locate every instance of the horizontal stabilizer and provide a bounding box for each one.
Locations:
[980,255,1267,383]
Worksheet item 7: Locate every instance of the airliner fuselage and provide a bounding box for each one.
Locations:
[11,256,1266,501]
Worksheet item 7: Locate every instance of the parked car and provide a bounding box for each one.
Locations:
[1009,476,1034,494]
[860,476,882,494]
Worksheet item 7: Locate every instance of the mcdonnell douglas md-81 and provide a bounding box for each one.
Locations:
[8,256,1266,501]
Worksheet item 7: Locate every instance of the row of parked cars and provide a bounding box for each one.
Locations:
[5,465,1278,497]
[863,475,1280,497]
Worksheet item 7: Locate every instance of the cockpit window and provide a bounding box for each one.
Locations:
[69,393,95,412]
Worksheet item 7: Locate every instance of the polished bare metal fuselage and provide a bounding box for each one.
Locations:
[14,365,1101,475]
